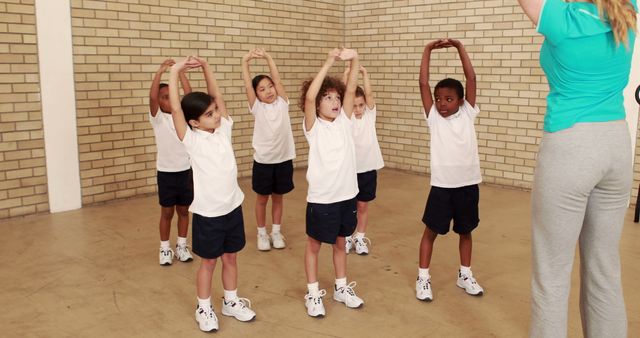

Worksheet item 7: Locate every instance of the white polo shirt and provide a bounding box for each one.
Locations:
[149,110,190,172]
[304,109,358,204]
[351,105,384,173]
[182,117,244,217]
[250,96,296,164]
[425,100,482,188]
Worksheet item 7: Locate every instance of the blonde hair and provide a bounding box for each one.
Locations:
[592,0,637,46]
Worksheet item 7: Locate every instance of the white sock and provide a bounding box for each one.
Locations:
[257,227,267,236]
[160,240,170,249]
[198,297,211,308]
[355,232,365,239]
[307,281,319,296]
[177,237,187,247]
[335,277,347,289]
[460,265,472,276]
[271,224,281,233]
[224,289,238,302]
[418,268,430,279]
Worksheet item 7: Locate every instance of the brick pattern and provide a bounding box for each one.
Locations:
[0,0,48,218]
[344,0,546,189]
[3,0,640,219]
[70,0,344,205]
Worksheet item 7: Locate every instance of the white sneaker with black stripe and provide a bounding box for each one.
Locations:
[195,304,218,332]
[221,297,256,322]
[333,281,364,308]
[159,247,174,266]
[304,289,327,317]
[456,270,484,296]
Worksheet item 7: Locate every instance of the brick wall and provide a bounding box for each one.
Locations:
[70,0,344,205]
[344,0,546,189]
[0,0,48,218]
[2,0,640,218]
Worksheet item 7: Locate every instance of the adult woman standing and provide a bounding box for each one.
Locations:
[517,0,637,337]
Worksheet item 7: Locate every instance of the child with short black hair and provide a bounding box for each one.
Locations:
[299,48,364,317]
[149,58,194,266]
[417,39,484,302]
[168,56,255,332]
[241,48,296,251]
[342,65,384,255]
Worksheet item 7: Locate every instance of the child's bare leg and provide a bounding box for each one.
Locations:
[355,201,368,233]
[159,206,175,241]
[332,237,347,279]
[255,194,269,228]
[459,233,472,267]
[176,205,189,238]
[305,237,322,283]
[220,253,238,291]
[197,258,217,299]
[271,193,283,225]
[419,227,438,268]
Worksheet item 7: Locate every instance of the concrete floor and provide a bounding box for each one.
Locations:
[2,169,639,337]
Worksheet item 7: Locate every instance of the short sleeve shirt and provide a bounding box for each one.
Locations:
[149,110,190,172]
[250,96,296,164]
[537,0,637,132]
[425,100,482,188]
[351,105,384,173]
[182,117,244,217]
[303,109,358,203]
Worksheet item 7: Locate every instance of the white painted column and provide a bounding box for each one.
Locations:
[35,0,82,212]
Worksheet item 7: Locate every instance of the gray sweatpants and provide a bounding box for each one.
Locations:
[530,121,631,338]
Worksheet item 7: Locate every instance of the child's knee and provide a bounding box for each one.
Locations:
[221,252,237,264]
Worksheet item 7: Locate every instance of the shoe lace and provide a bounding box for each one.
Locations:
[306,289,326,305]
[340,281,358,297]
[198,305,215,319]
[417,277,430,290]
[161,247,173,256]
[356,237,371,247]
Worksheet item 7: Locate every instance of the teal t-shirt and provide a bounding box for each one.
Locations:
[537,0,637,132]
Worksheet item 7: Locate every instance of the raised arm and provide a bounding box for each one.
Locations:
[360,66,375,109]
[517,0,544,25]
[195,56,228,119]
[419,40,442,117]
[169,57,199,141]
[449,39,476,107]
[304,48,341,131]
[179,71,192,95]
[262,49,288,101]
[341,49,359,119]
[241,50,258,108]
[149,58,174,116]
[342,66,350,85]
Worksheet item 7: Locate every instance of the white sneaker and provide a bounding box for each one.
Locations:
[195,305,218,332]
[354,237,371,255]
[333,281,364,308]
[175,244,193,262]
[345,236,355,254]
[270,231,286,249]
[159,247,174,266]
[221,297,256,322]
[456,271,484,296]
[304,289,327,317]
[257,232,271,251]
[416,276,433,301]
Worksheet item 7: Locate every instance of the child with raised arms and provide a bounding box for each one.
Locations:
[416,39,484,302]
[241,48,296,251]
[342,65,384,255]
[149,58,194,266]
[168,56,256,332]
[299,48,364,317]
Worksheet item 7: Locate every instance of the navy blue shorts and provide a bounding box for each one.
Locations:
[192,206,246,259]
[157,169,194,207]
[306,198,357,244]
[356,170,377,202]
[252,160,294,195]
[422,184,479,235]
